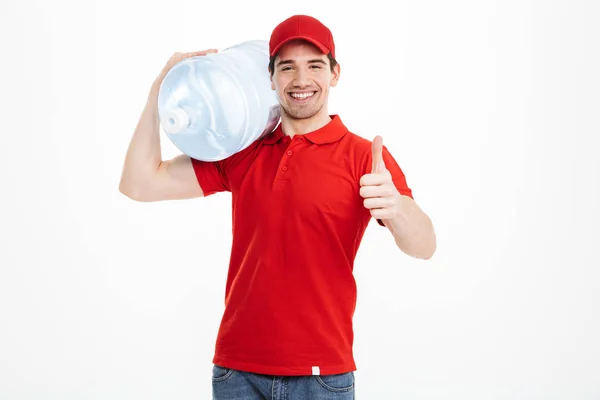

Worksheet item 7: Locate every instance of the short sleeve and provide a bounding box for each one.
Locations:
[382,145,413,199]
[190,158,231,196]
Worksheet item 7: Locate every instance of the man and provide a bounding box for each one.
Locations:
[119,14,436,400]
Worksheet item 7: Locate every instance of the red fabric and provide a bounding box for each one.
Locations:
[191,115,412,376]
[269,15,336,58]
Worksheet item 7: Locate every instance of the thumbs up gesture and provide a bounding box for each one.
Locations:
[360,135,401,221]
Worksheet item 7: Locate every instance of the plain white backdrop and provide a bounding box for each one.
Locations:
[1,0,599,398]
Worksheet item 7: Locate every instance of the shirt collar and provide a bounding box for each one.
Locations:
[263,115,348,145]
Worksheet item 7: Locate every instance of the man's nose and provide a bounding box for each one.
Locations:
[293,68,311,87]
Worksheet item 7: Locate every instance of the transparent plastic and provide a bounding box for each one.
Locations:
[157,40,281,161]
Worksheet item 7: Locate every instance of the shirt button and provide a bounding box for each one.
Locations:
[287,150,292,156]
[282,165,288,171]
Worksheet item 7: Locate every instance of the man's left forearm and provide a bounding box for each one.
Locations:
[382,193,437,260]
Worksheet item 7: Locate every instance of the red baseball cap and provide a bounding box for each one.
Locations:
[269,15,335,59]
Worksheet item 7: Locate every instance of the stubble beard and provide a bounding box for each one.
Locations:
[280,101,324,121]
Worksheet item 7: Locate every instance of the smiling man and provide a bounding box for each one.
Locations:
[119,14,436,400]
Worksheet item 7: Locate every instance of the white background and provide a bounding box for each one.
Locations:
[1,0,599,399]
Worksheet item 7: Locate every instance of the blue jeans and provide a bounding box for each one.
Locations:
[212,364,356,400]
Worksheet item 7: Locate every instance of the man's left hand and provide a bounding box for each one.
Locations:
[359,135,401,221]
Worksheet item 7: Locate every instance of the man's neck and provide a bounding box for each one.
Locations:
[280,112,332,138]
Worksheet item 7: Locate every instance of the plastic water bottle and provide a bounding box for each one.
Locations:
[157,40,281,161]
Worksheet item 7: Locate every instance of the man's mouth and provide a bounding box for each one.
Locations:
[289,91,316,101]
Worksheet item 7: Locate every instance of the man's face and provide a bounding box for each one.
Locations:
[270,40,340,121]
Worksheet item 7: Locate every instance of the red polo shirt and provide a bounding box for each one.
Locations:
[191,115,413,376]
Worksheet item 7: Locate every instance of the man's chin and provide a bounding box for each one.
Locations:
[282,106,320,120]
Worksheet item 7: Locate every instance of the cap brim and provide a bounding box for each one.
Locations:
[270,35,330,56]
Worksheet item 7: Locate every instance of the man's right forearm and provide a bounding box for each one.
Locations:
[119,82,163,199]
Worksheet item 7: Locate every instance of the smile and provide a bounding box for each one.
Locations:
[289,91,316,100]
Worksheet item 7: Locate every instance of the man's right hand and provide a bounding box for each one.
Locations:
[152,49,219,91]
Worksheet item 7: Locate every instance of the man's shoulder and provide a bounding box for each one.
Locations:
[339,128,373,154]
[216,138,264,171]
[339,124,396,157]
[344,130,371,144]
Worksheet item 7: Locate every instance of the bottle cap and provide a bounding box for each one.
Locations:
[161,108,190,134]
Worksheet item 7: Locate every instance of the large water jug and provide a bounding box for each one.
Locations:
[157,40,281,161]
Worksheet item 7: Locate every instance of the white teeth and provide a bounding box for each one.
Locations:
[290,92,315,99]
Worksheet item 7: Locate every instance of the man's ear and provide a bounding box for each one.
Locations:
[330,63,341,87]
